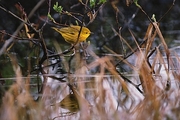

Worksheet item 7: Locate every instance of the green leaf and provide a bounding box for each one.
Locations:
[90,0,96,8]
[134,0,141,8]
[98,0,106,5]
[47,13,55,22]
[151,14,157,22]
[53,2,63,13]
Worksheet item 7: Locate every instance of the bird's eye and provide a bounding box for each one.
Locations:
[70,32,75,35]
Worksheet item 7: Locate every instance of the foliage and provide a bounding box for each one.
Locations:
[53,2,63,13]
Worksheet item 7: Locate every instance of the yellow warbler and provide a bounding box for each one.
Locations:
[52,25,91,44]
[58,93,79,112]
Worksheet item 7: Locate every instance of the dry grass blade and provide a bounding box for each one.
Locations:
[153,22,170,71]
[136,51,156,97]
[144,23,158,57]
[0,54,39,120]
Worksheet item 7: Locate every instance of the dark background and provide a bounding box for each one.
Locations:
[0,0,179,77]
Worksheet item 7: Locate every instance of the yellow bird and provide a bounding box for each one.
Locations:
[59,93,79,112]
[52,25,91,44]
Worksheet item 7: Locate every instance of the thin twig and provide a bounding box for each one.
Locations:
[0,0,46,55]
